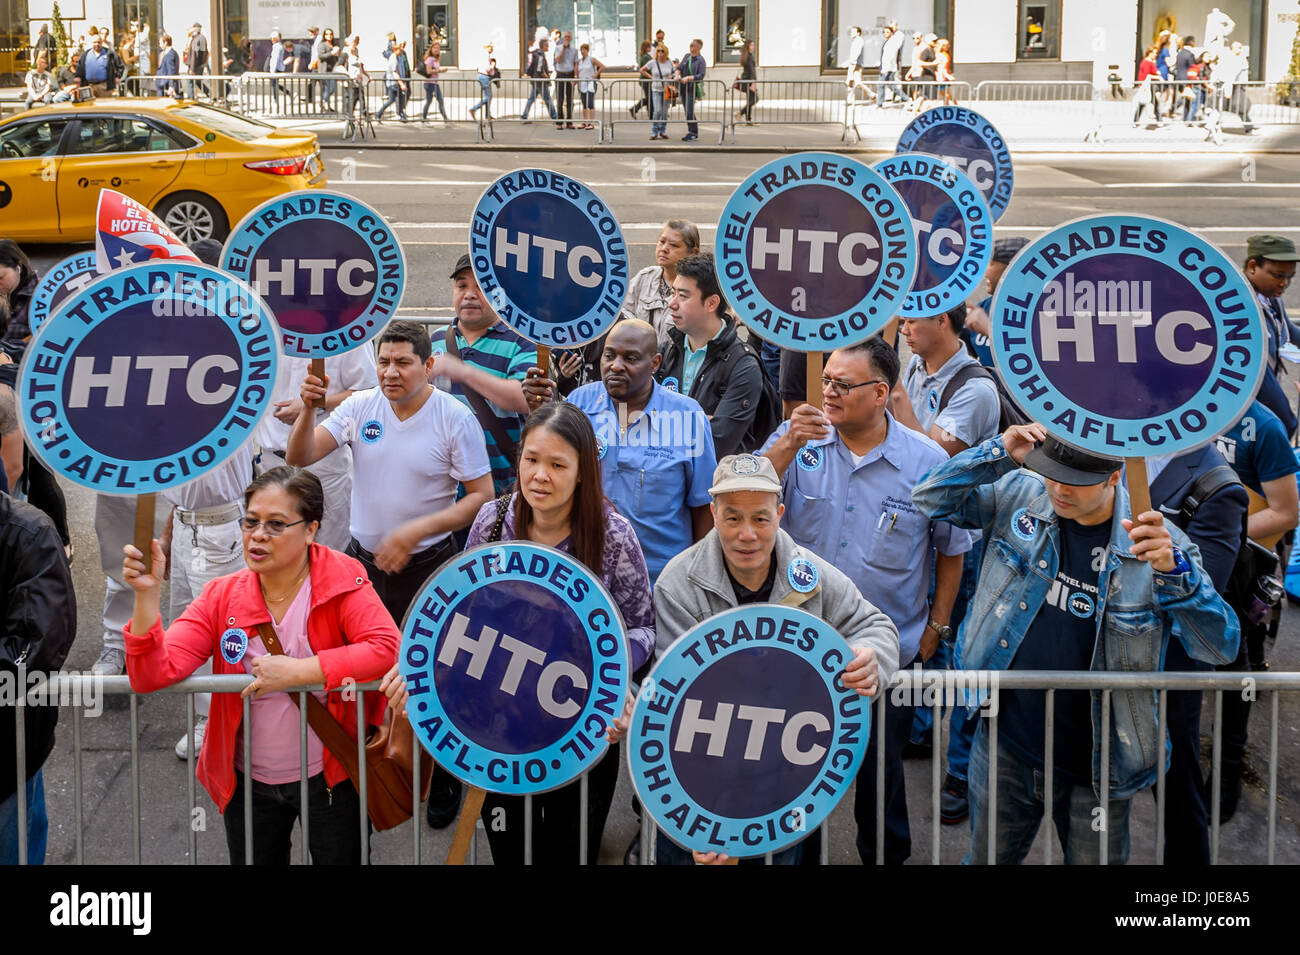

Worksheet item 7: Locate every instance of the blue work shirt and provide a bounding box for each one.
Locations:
[760,412,972,662]
[569,381,716,584]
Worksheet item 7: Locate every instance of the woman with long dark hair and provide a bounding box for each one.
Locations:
[385,402,654,863]
[0,239,38,345]
[734,39,758,123]
[630,39,653,117]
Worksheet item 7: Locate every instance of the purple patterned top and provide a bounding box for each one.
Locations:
[466,495,656,670]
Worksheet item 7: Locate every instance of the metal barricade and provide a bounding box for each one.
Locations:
[1094,79,1300,145]
[970,79,1102,142]
[9,665,1297,864]
[601,78,730,145]
[118,72,248,110]
[449,77,605,144]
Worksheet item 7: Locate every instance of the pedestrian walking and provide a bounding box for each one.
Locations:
[734,39,758,123]
[420,39,449,122]
[376,39,410,122]
[469,42,496,120]
[631,39,652,117]
[877,22,906,106]
[520,36,555,121]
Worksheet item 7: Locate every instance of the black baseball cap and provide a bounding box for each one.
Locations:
[449,253,472,278]
[1024,436,1123,486]
[992,237,1029,264]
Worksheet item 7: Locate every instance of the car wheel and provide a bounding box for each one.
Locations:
[154,192,230,245]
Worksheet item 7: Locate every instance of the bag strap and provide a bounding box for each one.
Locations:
[488,493,511,542]
[1180,465,1244,524]
[443,326,519,469]
[936,363,993,415]
[255,621,363,785]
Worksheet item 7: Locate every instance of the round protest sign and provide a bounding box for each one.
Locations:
[29,251,98,336]
[220,191,405,358]
[401,542,630,795]
[714,152,916,351]
[627,604,869,857]
[873,153,993,318]
[17,261,279,494]
[991,214,1266,456]
[895,106,1014,222]
[469,169,628,348]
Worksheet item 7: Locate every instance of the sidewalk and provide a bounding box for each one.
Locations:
[278,102,1300,154]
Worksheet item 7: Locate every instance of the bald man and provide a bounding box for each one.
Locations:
[524,320,716,583]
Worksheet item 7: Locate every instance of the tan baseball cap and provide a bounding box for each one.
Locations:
[709,454,783,496]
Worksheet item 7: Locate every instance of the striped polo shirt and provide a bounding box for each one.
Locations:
[435,319,536,494]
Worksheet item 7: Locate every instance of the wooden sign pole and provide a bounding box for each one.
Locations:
[445,785,487,865]
[133,493,156,575]
[1125,456,1152,523]
[806,352,824,410]
[309,358,326,411]
[536,345,551,391]
[881,318,900,349]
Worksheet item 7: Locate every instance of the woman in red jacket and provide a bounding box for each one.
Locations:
[122,466,399,864]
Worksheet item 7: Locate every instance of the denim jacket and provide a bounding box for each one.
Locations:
[912,436,1241,798]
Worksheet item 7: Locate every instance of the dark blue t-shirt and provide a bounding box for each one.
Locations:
[1214,400,1299,496]
[1000,516,1110,784]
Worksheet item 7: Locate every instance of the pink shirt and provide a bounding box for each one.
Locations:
[234,580,326,784]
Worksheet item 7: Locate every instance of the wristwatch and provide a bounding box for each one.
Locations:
[926,619,953,641]
[1167,548,1193,576]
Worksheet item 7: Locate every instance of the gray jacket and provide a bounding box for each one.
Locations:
[654,527,900,689]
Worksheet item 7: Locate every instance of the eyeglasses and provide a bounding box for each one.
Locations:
[821,377,886,397]
[239,516,307,536]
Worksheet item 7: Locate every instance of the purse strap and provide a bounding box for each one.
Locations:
[255,621,363,785]
[443,326,519,469]
[488,492,512,542]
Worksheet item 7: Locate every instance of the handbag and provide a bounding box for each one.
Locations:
[255,621,433,831]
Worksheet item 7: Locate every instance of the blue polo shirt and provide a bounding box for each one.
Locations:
[760,412,971,662]
[1215,400,1299,496]
[83,48,109,82]
[569,380,716,584]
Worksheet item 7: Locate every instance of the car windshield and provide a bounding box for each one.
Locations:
[169,104,275,142]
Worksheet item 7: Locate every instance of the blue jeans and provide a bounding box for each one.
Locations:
[521,81,555,119]
[377,81,408,119]
[0,769,47,864]
[651,90,666,136]
[967,723,1132,864]
[877,69,905,104]
[471,74,493,115]
[422,82,447,120]
[912,536,983,746]
[655,829,804,865]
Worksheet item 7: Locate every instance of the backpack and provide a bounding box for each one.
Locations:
[1180,465,1281,618]
[937,363,1030,433]
[728,335,782,453]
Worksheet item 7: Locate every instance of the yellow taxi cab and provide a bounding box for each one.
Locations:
[0,98,326,244]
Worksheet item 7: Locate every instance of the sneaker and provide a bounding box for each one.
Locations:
[681,133,698,141]
[425,774,463,829]
[940,774,969,825]
[175,717,208,760]
[91,646,126,677]
[629,105,638,118]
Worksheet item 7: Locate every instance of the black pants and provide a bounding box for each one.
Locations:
[224,771,366,864]
[853,667,914,864]
[481,742,621,864]
[1156,638,1210,865]
[347,536,458,625]
[23,454,70,547]
[1219,607,1267,781]
[555,72,575,121]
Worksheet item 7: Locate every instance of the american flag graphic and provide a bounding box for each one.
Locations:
[95,189,199,273]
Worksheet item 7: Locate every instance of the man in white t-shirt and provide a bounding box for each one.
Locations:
[254,347,377,551]
[285,320,492,621]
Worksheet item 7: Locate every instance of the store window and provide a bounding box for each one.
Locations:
[716,0,754,64]
[241,0,350,73]
[523,0,647,69]
[1017,0,1060,59]
[414,0,457,66]
[111,0,158,70]
[821,0,943,72]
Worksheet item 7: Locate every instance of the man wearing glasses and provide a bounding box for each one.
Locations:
[761,335,971,864]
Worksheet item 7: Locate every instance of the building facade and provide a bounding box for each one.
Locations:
[12,0,1300,84]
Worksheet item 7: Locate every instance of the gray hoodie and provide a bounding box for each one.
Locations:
[654,526,900,689]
